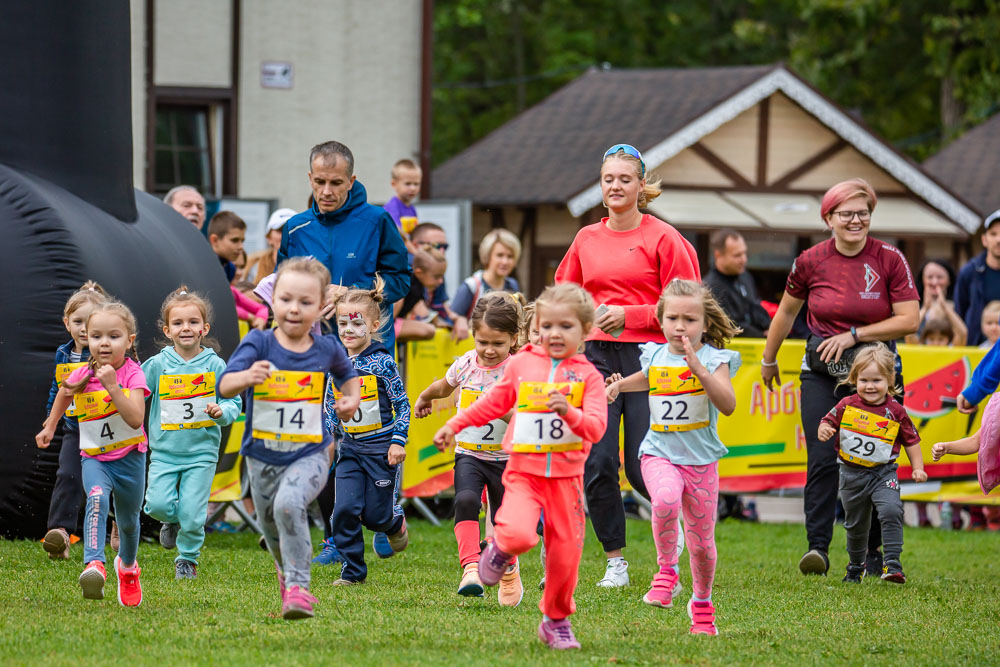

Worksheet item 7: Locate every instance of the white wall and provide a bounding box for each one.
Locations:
[153,0,233,87]
[130,0,146,190]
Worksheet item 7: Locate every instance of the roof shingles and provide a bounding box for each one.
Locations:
[923,113,1000,218]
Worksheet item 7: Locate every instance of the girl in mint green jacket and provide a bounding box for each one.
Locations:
[142,288,242,580]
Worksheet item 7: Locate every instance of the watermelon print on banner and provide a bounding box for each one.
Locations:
[904,357,970,429]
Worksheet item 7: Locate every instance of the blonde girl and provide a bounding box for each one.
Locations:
[41,281,108,560]
[219,257,360,620]
[141,287,242,580]
[415,292,524,604]
[606,279,742,635]
[324,275,411,585]
[36,301,150,607]
[435,283,608,650]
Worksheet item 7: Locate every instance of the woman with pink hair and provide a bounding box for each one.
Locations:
[760,178,919,577]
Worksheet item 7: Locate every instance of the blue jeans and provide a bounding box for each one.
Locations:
[81,449,146,565]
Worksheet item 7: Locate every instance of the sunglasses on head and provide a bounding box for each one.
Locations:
[418,240,449,252]
[603,143,645,177]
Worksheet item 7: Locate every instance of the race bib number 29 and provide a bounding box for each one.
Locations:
[511,381,583,453]
[252,370,324,443]
[838,406,897,467]
[648,366,709,432]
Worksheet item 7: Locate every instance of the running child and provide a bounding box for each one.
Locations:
[434,283,608,650]
[40,281,107,560]
[142,287,242,580]
[36,300,150,606]
[415,292,524,604]
[326,276,410,585]
[219,257,360,619]
[818,343,927,583]
[932,394,1000,509]
[605,279,741,635]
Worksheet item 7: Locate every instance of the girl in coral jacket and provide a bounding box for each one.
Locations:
[434,283,608,651]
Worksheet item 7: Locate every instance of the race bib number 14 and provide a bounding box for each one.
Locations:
[159,372,216,430]
[253,370,324,443]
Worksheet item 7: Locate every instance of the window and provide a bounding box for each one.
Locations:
[153,105,213,194]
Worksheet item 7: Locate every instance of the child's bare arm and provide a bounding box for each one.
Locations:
[698,363,737,416]
[36,389,74,448]
[931,432,981,461]
[903,442,927,482]
[414,378,455,417]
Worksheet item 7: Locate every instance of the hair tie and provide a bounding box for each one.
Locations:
[180,290,187,295]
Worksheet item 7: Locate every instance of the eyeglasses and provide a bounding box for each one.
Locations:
[417,241,449,252]
[834,210,871,222]
[603,143,645,177]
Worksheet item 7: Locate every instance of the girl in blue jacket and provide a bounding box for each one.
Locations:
[142,287,242,580]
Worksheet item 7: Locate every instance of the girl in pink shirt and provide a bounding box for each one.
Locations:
[37,301,150,607]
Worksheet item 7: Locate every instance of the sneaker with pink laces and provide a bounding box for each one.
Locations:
[79,561,106,600]
[642,569,679,608]
[282,586,318,620]
[478,540,512,587]
[114,556,142,607]
[537,618,581,650]
[687,598,718,635]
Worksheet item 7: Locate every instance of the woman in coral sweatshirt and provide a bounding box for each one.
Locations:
[554,143,700,588]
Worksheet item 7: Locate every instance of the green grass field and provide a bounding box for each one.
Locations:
[2,518,998,665]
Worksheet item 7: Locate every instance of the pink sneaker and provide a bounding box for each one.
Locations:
[687,598,718,635]
[79,560,106,600]
[537,618,581,650]
[478,540,512,587]
[643,569,679,608]
[282,585,318,620]
[114,556,143,608]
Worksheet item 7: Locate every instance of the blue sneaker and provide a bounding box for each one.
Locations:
[312,538,343,565]
[373,532,394,559]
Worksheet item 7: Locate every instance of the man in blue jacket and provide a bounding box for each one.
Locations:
[955,209,1000,347]
[279,141,409,351]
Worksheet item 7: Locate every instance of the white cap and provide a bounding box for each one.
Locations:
[266,208,297,233]
[984,209,1000,232]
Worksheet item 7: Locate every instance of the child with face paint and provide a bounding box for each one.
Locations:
[325,275,411,585]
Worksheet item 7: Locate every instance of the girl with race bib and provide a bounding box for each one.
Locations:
[36,301,150,607]
[141,287,242,580]
[434,283,608,650]
[818,343,926,584]
[219,257,360,620]
[415,292,524,604]
[326,276,411,586]
[606,279,741,635]
[40,281,107,561]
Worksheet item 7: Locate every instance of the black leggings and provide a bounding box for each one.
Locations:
[453,454,506,524]
[47,427,84,533]
[583,341,649,553]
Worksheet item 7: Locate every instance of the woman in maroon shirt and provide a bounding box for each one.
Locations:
[555,144,700,588]
[760,178,919,577]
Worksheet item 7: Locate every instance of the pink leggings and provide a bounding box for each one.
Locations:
[640,455,719,599]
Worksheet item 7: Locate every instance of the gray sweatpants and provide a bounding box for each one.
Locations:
[839,462,904,565]
[247,450,327,590]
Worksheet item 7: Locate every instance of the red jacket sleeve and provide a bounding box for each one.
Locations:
[446,360,518,432]
[561,365,609,445]
[554,236,583,286]
[623,228,701,331]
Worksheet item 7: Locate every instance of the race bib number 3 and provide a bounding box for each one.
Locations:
[252,371,324,443]
[75,389,145,454]
[648,366,710,432]
[56,362,88,417]
[511,382,583,453]
[334,375,382,434]
[838,406,897,467]
[159,373,216,430]
[456,388,506,451]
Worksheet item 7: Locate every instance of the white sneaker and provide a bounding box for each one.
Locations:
[596,559,629,588]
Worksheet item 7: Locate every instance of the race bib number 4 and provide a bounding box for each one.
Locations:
[838,405,897,467]
[252,371,324,443]
[456,388,506,451]
[334,375,382,434]
[159,373,216,430]
[56,362,88,417]
[75,389,145,454]
[648,366,709,432]
[511,382,583,453]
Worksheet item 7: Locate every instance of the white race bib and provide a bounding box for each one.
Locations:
[252,371,324,443]
[159,373,216,430]
[75,389,145,455]
[510,382,583,453]
[838,405,898,467]
[456,388,506,451]
[334,375,382,434]
[648,366,710,432]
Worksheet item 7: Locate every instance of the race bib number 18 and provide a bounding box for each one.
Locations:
[456,388,506,451]
[159,372,216,430]
[75,389,145,454]
[253,370,324,444]
[648,366,710,432]
[838,405,897,467]
[511,382,583,453]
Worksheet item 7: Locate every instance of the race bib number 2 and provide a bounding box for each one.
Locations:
[648,366,709,432]
[75,389,145,454]
[456,388,506,451]
[159,373,216,430]
[253,370,324,444]
[838,406,897,467]
[511,382,583,453]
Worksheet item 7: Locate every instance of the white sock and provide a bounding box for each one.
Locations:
[671,564,680,576]
[608,556,625,567]
[693,594,711,602]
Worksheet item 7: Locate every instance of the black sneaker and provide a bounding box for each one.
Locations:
[798,549,829,575]
[864,549,883,577]
[842,562,865,583]
[160,522,179,550]
[881,559,906,583]
[175,559,197,580]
